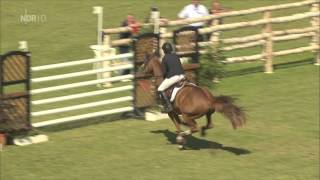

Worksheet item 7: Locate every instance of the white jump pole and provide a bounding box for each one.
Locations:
[150,7,160,34]
[93,6,103,46]
[18,41,28,52]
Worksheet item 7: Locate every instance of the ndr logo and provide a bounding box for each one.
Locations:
[20,9,47,24]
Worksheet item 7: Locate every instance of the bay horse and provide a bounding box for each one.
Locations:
[143,53,246,148]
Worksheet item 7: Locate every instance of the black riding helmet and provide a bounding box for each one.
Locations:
[162,42,174,54]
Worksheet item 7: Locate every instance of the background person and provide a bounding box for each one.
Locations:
[178,0,209,41]
[118,15,140,76]
[209,0,228,25]
[178,0,209,28]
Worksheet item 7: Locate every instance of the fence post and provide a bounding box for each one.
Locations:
[151,7,160,34]
[310,3,320,65]
[18,41,29,52]
[210,18,221,47]
[92,6,117,88]
[103,36,117,87]
[90,46,110,88]
[93,6,103,46]
[90,35,116,88]
[159,27,167,59]
[262,11,273,73]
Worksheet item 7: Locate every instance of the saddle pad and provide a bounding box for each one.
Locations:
[169,82,197,102]
[170,87,182,102]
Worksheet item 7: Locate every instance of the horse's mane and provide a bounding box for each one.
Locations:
[145,52,161,68]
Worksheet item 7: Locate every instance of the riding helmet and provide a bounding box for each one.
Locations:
[162,42,173,54]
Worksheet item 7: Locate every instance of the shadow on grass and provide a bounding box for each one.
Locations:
[151,129,251,155]
[225,58,313,77]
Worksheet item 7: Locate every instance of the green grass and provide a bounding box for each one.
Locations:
[0,0,319,180]
[1,63,319,180]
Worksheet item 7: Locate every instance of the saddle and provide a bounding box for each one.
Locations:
[164,79,195,102]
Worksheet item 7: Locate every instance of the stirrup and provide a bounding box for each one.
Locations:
[161,106,173,113]
[158,91,172,113]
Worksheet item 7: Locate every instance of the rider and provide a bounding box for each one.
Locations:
[158,42,185,113]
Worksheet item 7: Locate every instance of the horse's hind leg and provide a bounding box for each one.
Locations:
[201,112,214,137]
[207,111,215,129]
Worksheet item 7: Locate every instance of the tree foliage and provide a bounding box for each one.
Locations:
[197,46,226,88]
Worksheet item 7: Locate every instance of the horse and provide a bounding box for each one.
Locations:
[143,53,246,149]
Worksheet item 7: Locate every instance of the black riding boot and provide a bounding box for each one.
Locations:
[159,91,173,113]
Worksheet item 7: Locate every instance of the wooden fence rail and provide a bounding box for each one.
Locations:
[98,0,320,73]
[103,0,319,34]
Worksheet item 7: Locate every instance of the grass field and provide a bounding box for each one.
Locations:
[0,0,319,180]
[1,63,319,180]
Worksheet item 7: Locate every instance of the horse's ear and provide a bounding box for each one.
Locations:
[144,52,151,61]
[143,52,151,69]
[154,52,160,58]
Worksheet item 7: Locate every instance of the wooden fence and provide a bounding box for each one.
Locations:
[100,0,320,73]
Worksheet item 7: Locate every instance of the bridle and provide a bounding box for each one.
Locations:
[142,52,156,69]
[142,53,163,80]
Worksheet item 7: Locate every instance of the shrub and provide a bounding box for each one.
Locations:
[197,46,226,88]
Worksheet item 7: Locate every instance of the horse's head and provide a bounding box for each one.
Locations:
[143,52,161,75]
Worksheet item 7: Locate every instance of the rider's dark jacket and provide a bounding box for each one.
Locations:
[161,53,184,78]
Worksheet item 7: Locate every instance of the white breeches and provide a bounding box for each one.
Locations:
[157,75,185,91]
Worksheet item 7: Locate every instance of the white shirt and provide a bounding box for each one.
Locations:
[178,4,209,27]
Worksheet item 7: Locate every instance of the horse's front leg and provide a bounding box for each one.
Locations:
[181,114,199,135]
[168,112,182,133]
[175,115,198,150]
[168,112,186,149]
[173,113,189,127]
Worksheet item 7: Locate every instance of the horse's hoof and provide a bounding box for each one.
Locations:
[178,145,186,150]
[176,135,185,144]
[200,127,207,137]
[181,130,192,136]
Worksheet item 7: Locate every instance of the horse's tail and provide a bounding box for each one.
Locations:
[213,96,246,129]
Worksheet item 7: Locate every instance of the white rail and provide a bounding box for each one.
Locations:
[165,0,320,27]
[222,45,319,64]
[273,32,315,41]
[273,45,319,56]
[224,54,264,63]
[102,0,319,33]
[31,52,133,72]
[198,11,320,34]
[32,107,134,128]
[32,96,133,117]
[32,64,133,83]
[31,74,133,95]
[32,85,133,105]
[222,40,266,51]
